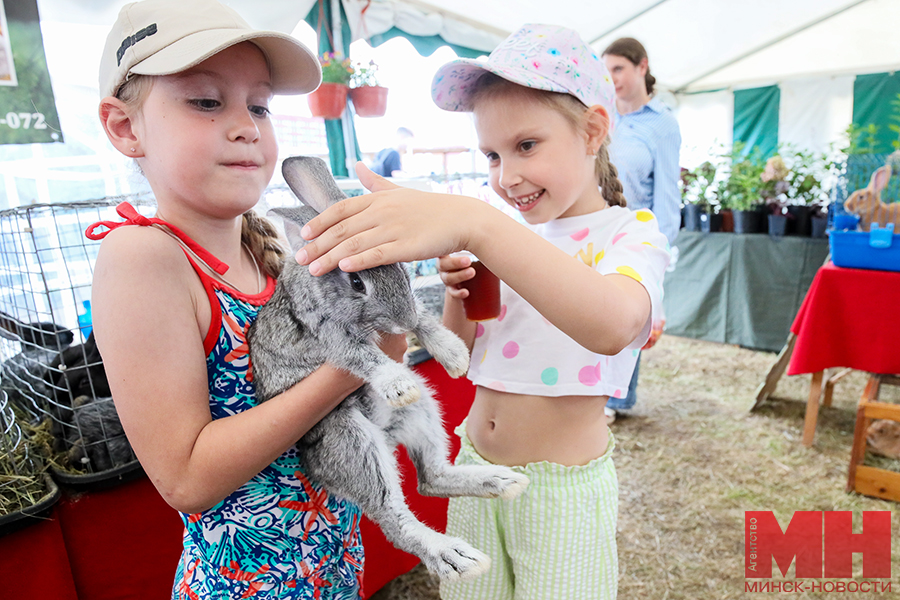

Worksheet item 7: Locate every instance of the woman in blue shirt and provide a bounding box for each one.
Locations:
[603,38,682,422]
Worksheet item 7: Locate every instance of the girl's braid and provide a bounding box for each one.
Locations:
[597,138,627,207]
[241,210,287,278]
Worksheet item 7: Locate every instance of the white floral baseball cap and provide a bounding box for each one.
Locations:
[99,0,321,98]
[431,24,615,121]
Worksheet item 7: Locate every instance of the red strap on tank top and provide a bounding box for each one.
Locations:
[85,201,229,275]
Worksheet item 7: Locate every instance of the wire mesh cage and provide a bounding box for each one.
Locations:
[836,152,900,205]
[0,197,153,482]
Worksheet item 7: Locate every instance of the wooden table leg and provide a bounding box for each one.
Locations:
[802,370,824,447]
[752,333,796,411]
[847,379,877,492]
[823,368,852,408]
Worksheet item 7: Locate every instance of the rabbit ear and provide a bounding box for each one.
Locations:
[282,156,348,213]
[871,165,891,193]
[267,206,320,253]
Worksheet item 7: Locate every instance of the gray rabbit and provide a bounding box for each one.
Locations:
[248,156,529,581]
[64,395,135,472]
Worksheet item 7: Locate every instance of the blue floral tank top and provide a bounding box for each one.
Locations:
[87,203,364,599]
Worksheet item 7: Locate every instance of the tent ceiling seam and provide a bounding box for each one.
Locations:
[588,0,673,46]
[674,0,871,92]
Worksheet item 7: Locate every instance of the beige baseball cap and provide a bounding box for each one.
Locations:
[99,0,321,98]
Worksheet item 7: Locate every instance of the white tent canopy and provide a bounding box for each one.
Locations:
[4,0,897,209]
[36,0,900,93]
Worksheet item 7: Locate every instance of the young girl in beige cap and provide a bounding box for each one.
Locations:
[90,1,404,597]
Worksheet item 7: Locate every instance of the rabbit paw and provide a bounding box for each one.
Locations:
[419,465,530,500]
[418,531,491,581]
[422,328,470,379]
[372,362,421,407]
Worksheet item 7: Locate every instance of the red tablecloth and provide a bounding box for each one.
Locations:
[787,261,900,376]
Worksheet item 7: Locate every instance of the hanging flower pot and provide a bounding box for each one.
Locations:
[350,85,389,118]
[308,83,349,120]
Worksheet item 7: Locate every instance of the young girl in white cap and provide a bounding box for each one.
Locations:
[297,24,670,600]
[89,1,406,597]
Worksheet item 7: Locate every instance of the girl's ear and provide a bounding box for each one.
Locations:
[584,105,610,154]
[99,97,142,157]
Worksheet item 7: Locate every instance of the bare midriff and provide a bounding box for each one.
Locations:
[465,385,609,467]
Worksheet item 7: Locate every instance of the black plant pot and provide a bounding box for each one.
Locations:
[811,216,828,239]
[768,214,788,237]
[700,211,723,233]
[787,205,812,236]
[733,209,761,234]
[755,203,769,233]
[683,204,703,232]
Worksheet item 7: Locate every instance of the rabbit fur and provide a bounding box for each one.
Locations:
[0,311,73,420]
[844,165,900,232]
[867,419,900,459]
[64,395,135,471]
[248,156,529,581]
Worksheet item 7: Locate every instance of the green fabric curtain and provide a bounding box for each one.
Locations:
[305,1,360,177]
[732,85,780,158]
[663,231,829,352]
[369,27,486,59]
[852,72,900,155]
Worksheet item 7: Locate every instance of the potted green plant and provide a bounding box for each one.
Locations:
[349,60,388,118]
[752,151,802,236]
[721,144,766,234]
[308,52,352,119]
[780,146,829,236]
[681,161,715,232]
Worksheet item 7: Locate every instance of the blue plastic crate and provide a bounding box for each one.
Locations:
[829,221,900,272]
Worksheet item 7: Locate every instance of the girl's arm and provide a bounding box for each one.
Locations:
[92,226,396,514]
[299,165,650,355]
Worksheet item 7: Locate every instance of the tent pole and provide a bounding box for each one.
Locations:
[332,0,356,175]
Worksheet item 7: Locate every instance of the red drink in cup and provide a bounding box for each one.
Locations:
[459,259,501,321]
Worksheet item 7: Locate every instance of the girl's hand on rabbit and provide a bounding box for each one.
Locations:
[297,163,486,275]
[438,254,476,300]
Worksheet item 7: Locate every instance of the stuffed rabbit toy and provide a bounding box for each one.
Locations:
[844,165,900,231]
[248,156,529,581]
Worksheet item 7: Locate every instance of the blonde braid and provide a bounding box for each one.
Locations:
[241,211,287,278]
[596,138,627,207]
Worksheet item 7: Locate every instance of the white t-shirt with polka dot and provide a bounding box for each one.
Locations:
[467,206,670,399]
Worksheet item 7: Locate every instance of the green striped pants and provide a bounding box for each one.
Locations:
[441,422,619,600]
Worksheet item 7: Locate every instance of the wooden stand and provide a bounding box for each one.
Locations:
[753,333,854,447]
[847,374,900,502]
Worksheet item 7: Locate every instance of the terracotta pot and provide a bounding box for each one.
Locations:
[308,83,348,119]
[720,209,734,232]
[350,85,388,117]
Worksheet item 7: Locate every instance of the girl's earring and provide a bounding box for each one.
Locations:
[130,148,136,153]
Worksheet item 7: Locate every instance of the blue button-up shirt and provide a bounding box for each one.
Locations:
[609,97,682,245]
